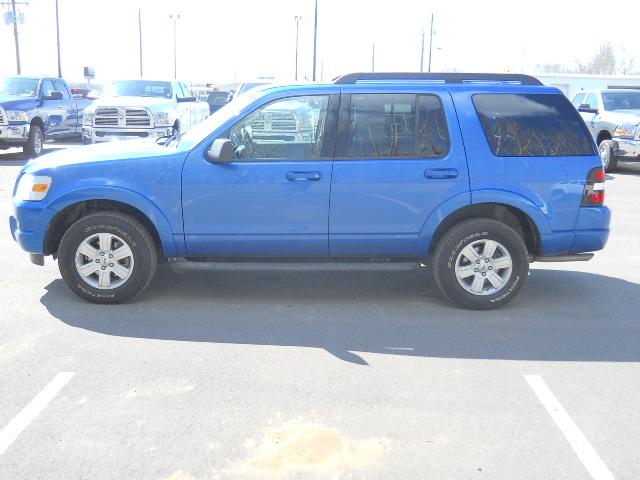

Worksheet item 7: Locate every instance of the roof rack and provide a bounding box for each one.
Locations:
[333,72,543,86]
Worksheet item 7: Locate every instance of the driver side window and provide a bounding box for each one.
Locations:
[229,95,330,161]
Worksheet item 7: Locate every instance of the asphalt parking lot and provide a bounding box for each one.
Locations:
[0,144,639,480]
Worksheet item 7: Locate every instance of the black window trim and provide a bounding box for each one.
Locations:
[471,92,598,158]
[219,93,340,163]
[335,92,451,160]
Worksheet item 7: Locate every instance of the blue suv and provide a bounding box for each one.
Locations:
[9,73,611,309]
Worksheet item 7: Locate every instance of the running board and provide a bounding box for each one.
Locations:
[532,253,594,262]
[174,259,420,272]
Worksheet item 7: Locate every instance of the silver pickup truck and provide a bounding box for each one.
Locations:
[572,89,640,171]
[82,79,209,143]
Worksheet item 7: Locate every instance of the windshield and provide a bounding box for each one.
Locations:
[602,91,640,111]
[110,80,173,99]
[0,77,39,97]
[176,88,266,149]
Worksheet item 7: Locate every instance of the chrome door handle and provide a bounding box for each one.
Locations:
[286,171,321,182]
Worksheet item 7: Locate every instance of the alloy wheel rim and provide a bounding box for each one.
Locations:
[454,239,513,296]
[74,232,134,289]
[34,131,43,154]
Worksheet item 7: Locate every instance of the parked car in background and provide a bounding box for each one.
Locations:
[0,76,92,156]
[82,79,209,143]
[228,81,271,101]
[10,73,610,309]
[204,91,229,114]
[572,88,640,171]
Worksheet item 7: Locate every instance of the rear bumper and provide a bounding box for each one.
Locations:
[612,138,640,161]
[539,206,611,255]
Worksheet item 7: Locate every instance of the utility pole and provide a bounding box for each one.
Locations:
[294,15,302,81]
[55,0,61,77]
[169,14,180,79]
[312,0,318,81]
[371,44,375,72]
[138,9,143,77]
[427,13,434,73]
[420,29,425,72]
[1,0,28,74]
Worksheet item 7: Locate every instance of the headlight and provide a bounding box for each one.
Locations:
[14,174,52,201]
[153,112,172,126]
[83,111,95,126]
[6,110,29,122]
[613,123,638,139]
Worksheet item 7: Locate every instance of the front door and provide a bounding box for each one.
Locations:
[182,93,338,257]
[329,90,469,257]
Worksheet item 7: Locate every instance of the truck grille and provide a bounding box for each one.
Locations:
[251,112,297,132]
[94,107,151,127]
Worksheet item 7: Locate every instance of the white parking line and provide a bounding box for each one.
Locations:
[524,374,614,480]
[0,372,75,456]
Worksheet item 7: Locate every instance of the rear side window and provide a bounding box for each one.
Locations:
[345,93,449,158]
[473,93,596,157]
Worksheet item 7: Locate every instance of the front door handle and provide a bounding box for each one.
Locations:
[424,168,459,179]
[286,171,321,182]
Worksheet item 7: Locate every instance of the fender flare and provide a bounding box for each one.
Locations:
[44,186,179,257]
[417,190,550,256]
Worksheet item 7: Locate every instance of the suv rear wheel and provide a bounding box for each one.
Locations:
[58,212,157,304]
[432,218,529,309]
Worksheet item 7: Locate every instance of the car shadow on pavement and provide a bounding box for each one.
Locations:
[40,266,640,365]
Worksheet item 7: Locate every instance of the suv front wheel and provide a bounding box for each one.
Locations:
[58,212,157,304]
[432,218,529,309]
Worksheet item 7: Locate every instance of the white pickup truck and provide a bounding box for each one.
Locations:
[82,79,209,143]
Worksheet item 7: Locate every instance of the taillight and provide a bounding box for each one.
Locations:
[581,167,605,207]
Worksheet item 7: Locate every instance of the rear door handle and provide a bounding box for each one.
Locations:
[286,171,321,182]
[424,168,459,179]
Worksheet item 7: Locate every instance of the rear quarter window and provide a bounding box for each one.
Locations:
[472,93,596,157]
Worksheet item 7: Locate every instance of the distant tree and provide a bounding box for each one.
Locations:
[588,42,617,74]
[617,49,639,75]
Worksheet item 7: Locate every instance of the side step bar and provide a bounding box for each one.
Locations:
[532,253,594,262]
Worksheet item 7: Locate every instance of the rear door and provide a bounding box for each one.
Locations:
[329,88,470,257]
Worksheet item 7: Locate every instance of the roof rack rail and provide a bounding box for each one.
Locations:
[333,72,543,86]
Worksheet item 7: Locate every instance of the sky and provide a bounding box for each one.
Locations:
[1,0,639,85]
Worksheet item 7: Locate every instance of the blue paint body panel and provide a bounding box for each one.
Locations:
[9,81,611,264]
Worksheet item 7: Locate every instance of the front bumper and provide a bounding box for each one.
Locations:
[0,122,30,145]
[612,138,640,162]
[9,197,59,256]
[83,125,173,143]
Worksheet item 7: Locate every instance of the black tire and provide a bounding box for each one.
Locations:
[599,139,618,172]
[58,212,157,304]
[432,218,529,310]
[23,124,44,158]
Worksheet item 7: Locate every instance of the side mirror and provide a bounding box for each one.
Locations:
[206,138,233,163]
[578,104,598,114]
[177,96,196,103]
[44,91,64,100]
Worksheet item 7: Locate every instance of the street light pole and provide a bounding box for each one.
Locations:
[138,9,143,77]
[420,29,425,72]
[427,13,434,73]
[294,16,302,81]
[55,0,61,77]
[312,0,318,81]
[169,14,180,79]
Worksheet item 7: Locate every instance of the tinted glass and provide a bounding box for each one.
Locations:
[0,77,39,96]
[53,80,70,99]
[585,93,598,109]
[571,93,585,107]
[345,93,449,158]
[602,91,640,110]
[229,95,330,161]
[473,93,596,157]
[111,80,173,99]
